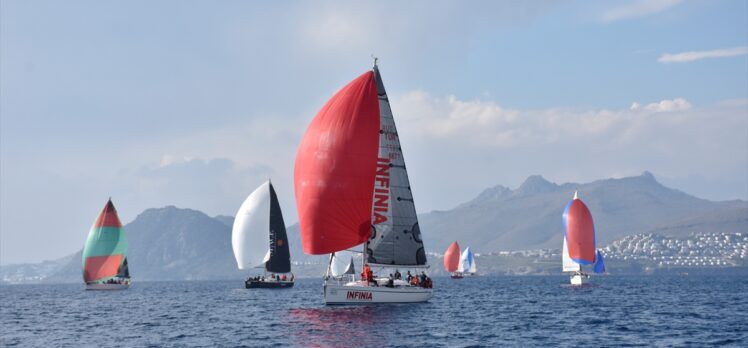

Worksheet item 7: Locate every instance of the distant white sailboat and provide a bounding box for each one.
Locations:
[459,246,477,276]
[232,180,294,289]
[562,191,605,285]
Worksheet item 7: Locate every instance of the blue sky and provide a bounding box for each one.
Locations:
[1,0,746,264]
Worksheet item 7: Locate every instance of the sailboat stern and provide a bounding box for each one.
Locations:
[569,273,589,286]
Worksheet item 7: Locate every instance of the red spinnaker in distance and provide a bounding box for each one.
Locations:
[294,71,380,255]
[563,198,596,264]
[443,241,461,272]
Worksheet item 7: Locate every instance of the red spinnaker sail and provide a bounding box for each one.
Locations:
[563,197,596,264]
[294,71,380,255]
[443,241,461,272]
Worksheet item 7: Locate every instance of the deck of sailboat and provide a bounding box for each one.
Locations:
[245,279,295,289]
[85,283,130,290]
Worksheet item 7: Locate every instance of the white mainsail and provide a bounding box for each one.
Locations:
[468,249,477,274]
[458,247,470,273]
[562,236,581,272]
[232,181,272,270]
[459,247,477,274]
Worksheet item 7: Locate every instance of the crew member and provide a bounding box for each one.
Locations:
[362,264,374,285]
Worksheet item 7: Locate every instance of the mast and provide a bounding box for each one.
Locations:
[363,55,376,274]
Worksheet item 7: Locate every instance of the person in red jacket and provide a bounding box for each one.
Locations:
[362,264,374,286]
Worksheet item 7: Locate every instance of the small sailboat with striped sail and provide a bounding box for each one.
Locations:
[562,191,605,285]
[232,180,294,289]
[295,60,433,304]
[444,242,463,278]
[82,199,131,290]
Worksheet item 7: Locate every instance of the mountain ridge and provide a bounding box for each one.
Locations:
[1,172,745,283]
[420,171,745,253]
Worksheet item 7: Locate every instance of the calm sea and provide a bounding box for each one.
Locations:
[2,275,747,347]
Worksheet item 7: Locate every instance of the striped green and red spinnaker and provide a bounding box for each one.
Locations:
[82,199,128,283]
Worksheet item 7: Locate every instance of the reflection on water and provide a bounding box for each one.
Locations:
[287,306,389,348]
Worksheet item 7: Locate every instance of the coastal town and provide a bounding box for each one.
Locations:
[474,231,748,275]
[601,232,747,267]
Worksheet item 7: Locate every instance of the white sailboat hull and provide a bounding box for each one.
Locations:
[324,281,432,304]
[569,273,589,286]
[86,283,130,290]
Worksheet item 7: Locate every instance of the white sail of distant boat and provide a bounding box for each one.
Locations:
[232,180,294,289]
[458,247,477,275]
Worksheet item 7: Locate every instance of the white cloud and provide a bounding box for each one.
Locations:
[630,98,692,112]
[658,46,748,63]
[390,91,746,218]
[600,0,682,23]
[394,90,627,148]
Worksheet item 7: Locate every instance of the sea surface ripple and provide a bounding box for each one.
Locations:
[2,275,747,347]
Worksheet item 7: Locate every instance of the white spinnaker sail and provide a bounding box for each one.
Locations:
[562,236,581,272]
[232,181,271,270]
[331,250,358,277]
